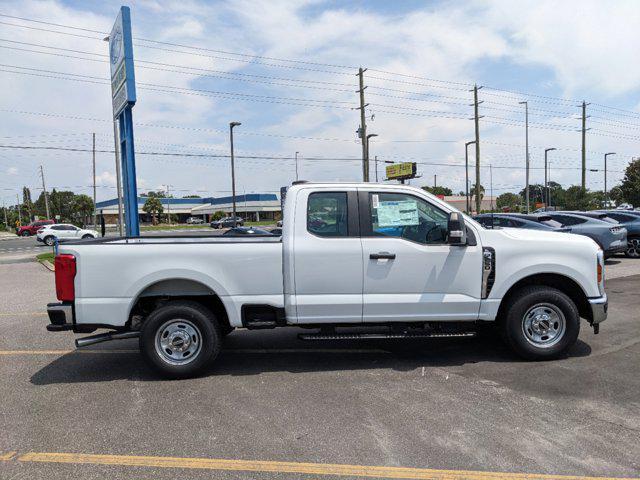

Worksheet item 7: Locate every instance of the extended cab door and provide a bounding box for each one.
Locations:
[359,189,483,322]
[290,188,363,324]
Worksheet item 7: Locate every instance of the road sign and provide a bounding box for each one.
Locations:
[386,162,416,180]
[109,7,136,119]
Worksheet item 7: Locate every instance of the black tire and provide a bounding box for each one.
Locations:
[220,324,235,336]
[81,234,93,240]
[625,237,640,258]
[44,236,55,246]
[500,286,580,360]
[21,231,31,237]
[140,301,221,378]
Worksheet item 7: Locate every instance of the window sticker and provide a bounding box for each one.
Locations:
[377,200,419,227]
[372,194,379,209]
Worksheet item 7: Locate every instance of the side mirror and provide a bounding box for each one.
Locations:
[448,212,467,245]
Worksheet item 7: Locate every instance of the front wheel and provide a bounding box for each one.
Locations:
[44,236,55,246]
[500,286,580,360]
[625,237,640,258]
[81,234,93,240]
[140,301,221,378]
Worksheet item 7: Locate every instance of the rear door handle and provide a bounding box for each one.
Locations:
[370,252,396,260]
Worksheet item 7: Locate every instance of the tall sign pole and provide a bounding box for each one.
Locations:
[109,6,139,237]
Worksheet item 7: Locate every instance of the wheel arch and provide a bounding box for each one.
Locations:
[496,273,592,323]
[128,278,231,332]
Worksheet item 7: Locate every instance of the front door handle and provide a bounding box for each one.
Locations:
[370,252,396,260]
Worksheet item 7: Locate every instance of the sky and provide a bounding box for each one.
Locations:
[0,0,639,204]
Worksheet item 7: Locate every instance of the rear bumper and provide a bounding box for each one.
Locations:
[588,294,608,324]
[46,302,74,331]
[604,239,626,254]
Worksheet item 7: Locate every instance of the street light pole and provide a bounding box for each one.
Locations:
[519,100,530,213]
[229,121,241,226]
[295,151,300,182]
[366,134,378,183]
[465,141,476,213]
[604,152,615,208]
[544,148,556,209]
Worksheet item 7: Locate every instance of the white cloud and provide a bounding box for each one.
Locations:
[6,167,18,175]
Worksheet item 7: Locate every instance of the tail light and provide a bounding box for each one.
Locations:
[55,254,76,301]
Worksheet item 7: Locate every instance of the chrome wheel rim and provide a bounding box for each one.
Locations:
[522,303,566,348]
[627,238,640,258]
[154,319,202,365]
[45,237,54,246]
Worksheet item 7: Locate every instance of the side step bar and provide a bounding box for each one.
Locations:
[75,331,140,348]
[298,331,476,341]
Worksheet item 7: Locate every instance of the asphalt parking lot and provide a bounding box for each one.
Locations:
[0,256,639,479]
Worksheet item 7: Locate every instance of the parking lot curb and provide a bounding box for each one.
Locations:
[37,259,55,272]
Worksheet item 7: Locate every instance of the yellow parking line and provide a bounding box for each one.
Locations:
[0,451,16,461]
[14,451,639,480]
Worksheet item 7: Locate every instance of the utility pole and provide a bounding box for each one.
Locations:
[489,164,494,211]
[16,193,22,226]
[544,148,556,209]
[581,101,590,191]
[295,151,300,182]
[39,165,51,219]
[229,121,241,226]
[548,161,553,208]
[357,67,369,182]
[164,184,172,224]
[465,141,476,213]
[3,201,8,230]
[471,85,483,214]
[374,155,378,182]
[434,174,437,188]
[366,133,378,183]
[519,101,530,213]
[92,132,97,227]
[604,152,616,208]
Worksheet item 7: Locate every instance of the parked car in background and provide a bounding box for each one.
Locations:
[186,217,204,224]
[16,219,55,237]
[36,224,98,246]
[269,227,282,236]
[210,216,244,229]
[595,210,640,258]
[474,213,570,232]
[616,203,634,210]
[545,212,627,258]
[222,226,273,236]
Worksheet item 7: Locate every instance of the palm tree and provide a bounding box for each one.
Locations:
[143,197,164,225]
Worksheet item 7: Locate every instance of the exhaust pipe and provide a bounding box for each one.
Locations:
[75,331,140,348]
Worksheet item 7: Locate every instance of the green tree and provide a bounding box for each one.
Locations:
[422,185,453,196]
[620,158,640,207]
[609,185,624,207]
[71,194,94,226]
[518,184,546,206]
[211,210,226,221]
[143,196,164,225]
[563,186,595,210]
[496,192,522,211]
[470,184,485,205]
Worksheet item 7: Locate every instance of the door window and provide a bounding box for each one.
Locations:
[369,192,448,244]
[307,192,348,237]
[552,215,586,226]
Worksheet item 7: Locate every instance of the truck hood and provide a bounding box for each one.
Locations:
[494,227,599,249]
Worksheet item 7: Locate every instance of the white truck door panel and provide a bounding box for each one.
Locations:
[291,189,363,324]
[359,190,482,322]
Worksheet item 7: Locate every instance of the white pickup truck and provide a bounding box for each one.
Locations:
[46,182,607,378]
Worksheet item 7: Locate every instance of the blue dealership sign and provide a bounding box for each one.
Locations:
[109,6,136,119]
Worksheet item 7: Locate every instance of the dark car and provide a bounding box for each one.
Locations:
[546,212,627,258]
[222,227,273,236]
[269,227,283,236]
[474,213,569,232]
[210,216,244,229]
[16,219,55,237]
[595,210,640,258]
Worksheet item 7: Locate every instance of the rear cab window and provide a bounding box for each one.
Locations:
[307,192,349,237]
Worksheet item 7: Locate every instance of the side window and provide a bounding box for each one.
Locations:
[553,215,578,226]
[51,225,63,231]
[307,192,348,237]
[369,192,448,244]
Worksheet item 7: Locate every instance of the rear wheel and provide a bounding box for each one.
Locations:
[21,231,31,237]
[625,237,640,258]
[81,234,93,239]
[44,236,55,246]
[500,286,580,360]
[140,301,221,378]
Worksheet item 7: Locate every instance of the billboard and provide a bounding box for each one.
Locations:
[386,162,416,180]
[109,6,136,118]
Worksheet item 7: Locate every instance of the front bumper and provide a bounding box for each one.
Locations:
[588,294,608,324]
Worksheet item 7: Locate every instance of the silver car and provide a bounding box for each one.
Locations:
[547,212,627,258]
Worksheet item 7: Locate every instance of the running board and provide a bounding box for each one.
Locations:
[298,331,476,341]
